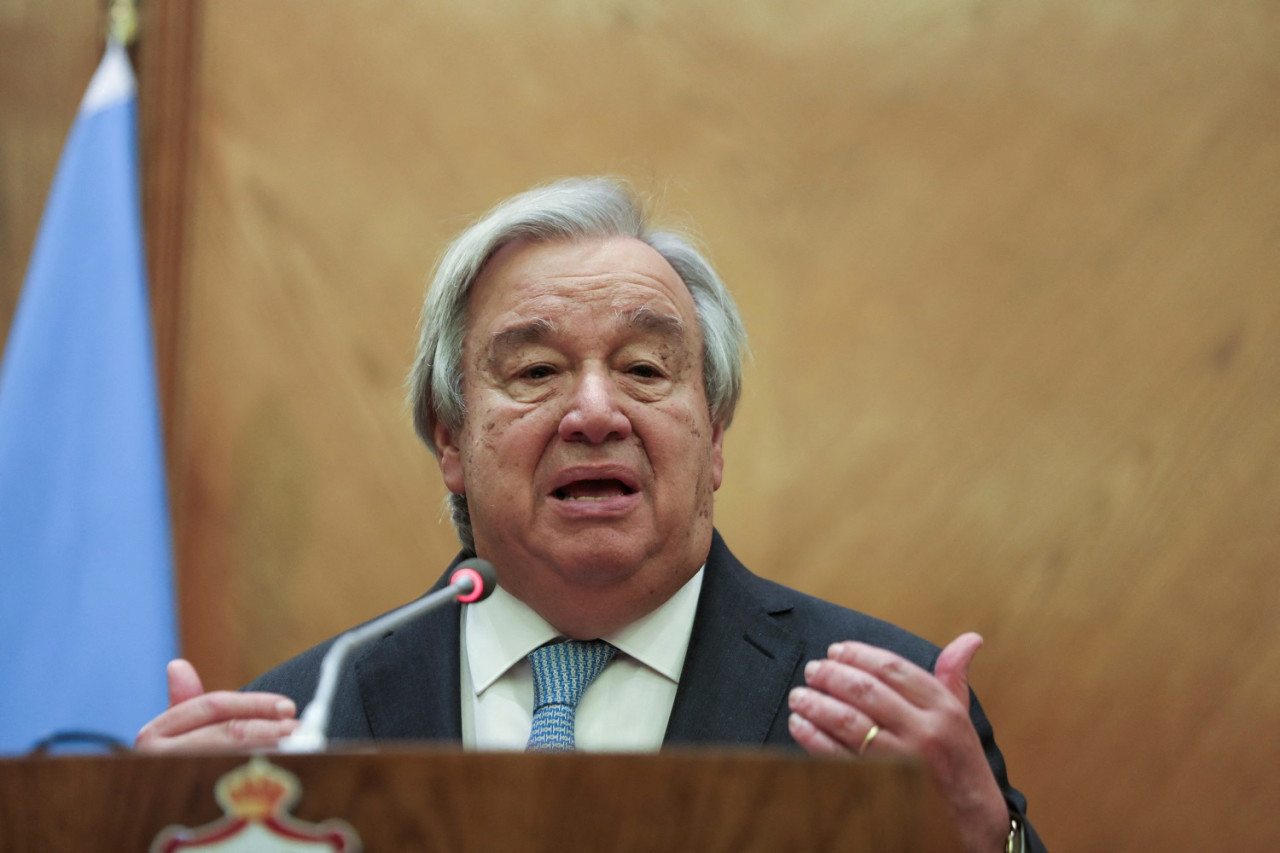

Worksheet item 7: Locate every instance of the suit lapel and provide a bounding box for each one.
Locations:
[664,532,803,747]
[353,569,464,742]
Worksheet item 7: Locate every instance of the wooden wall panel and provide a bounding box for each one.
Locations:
[0,0,101,353]
[170,1,1280,850]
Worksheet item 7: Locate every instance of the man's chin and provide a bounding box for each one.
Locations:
[476,520,707,593]
[540,535,654,586]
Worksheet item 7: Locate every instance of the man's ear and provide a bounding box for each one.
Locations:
[433,419,466,495]
[711,420,725,491]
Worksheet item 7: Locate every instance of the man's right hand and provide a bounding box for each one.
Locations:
[134,659,299,753]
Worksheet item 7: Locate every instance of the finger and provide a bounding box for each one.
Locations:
[166,659,205,707]
[788,685,903,755]
[788,712,850,757]
[146,691,297,739]
[933,633,983,706]
[143,716,301,755]
[824,642,951,710]
[802,656,920,735]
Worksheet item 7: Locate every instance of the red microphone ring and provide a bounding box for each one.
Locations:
[453,567,485,603]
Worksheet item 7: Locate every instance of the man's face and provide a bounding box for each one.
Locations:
[433,235,724,638]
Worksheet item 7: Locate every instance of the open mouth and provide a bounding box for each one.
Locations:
[552,479,637,501]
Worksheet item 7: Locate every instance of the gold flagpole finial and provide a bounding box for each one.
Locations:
[108,0,139,47]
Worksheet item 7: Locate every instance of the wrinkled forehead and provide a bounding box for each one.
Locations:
[464,235,702,343]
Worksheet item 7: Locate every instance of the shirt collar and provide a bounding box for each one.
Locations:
[464,566,705,695]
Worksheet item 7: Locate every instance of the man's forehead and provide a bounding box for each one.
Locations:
[467,236,699,333]
[486,306,687,354]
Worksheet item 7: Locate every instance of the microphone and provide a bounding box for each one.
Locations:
[278,558,497,753]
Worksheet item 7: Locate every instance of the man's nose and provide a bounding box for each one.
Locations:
[558,369,632,444]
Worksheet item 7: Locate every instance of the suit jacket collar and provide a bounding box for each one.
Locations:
[664,531,803,747]
[348,533,804,747]
[354,559,466,742]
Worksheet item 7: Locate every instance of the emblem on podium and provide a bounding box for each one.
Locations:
[151,756,361,852]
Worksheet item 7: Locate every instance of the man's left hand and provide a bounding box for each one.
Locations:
[787,633,1010,853]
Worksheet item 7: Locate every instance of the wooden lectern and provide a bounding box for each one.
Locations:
[0,748,960,850]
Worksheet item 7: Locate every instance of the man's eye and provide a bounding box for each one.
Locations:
[627,363,664,379]
[521,364,556,380]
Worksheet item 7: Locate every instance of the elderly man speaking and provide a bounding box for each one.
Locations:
[137,177,1045,852]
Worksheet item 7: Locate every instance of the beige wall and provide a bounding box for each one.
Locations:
[5,1,1280,849]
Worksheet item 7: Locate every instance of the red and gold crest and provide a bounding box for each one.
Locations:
[151,757,360,852]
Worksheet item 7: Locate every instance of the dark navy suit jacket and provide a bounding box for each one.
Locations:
[250,530,1045,851]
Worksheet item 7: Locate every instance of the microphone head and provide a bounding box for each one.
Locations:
[450,559,498,603]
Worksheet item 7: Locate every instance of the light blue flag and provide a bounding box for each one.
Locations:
[0,40,177,753]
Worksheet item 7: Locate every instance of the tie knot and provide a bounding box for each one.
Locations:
[527,639,617,709]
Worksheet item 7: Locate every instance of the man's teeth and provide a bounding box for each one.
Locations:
[554,480,633,500]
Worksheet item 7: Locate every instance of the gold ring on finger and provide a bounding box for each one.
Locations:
[858,723,880,756]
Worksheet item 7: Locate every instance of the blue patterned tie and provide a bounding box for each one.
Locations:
[526,640,617,752]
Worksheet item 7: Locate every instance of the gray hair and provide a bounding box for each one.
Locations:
[407,176,747,550]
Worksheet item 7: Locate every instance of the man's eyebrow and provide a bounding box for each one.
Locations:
[486,318,556,361]
[621,306,687,341]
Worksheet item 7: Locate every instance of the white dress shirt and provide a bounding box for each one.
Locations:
[459,568,704,751]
